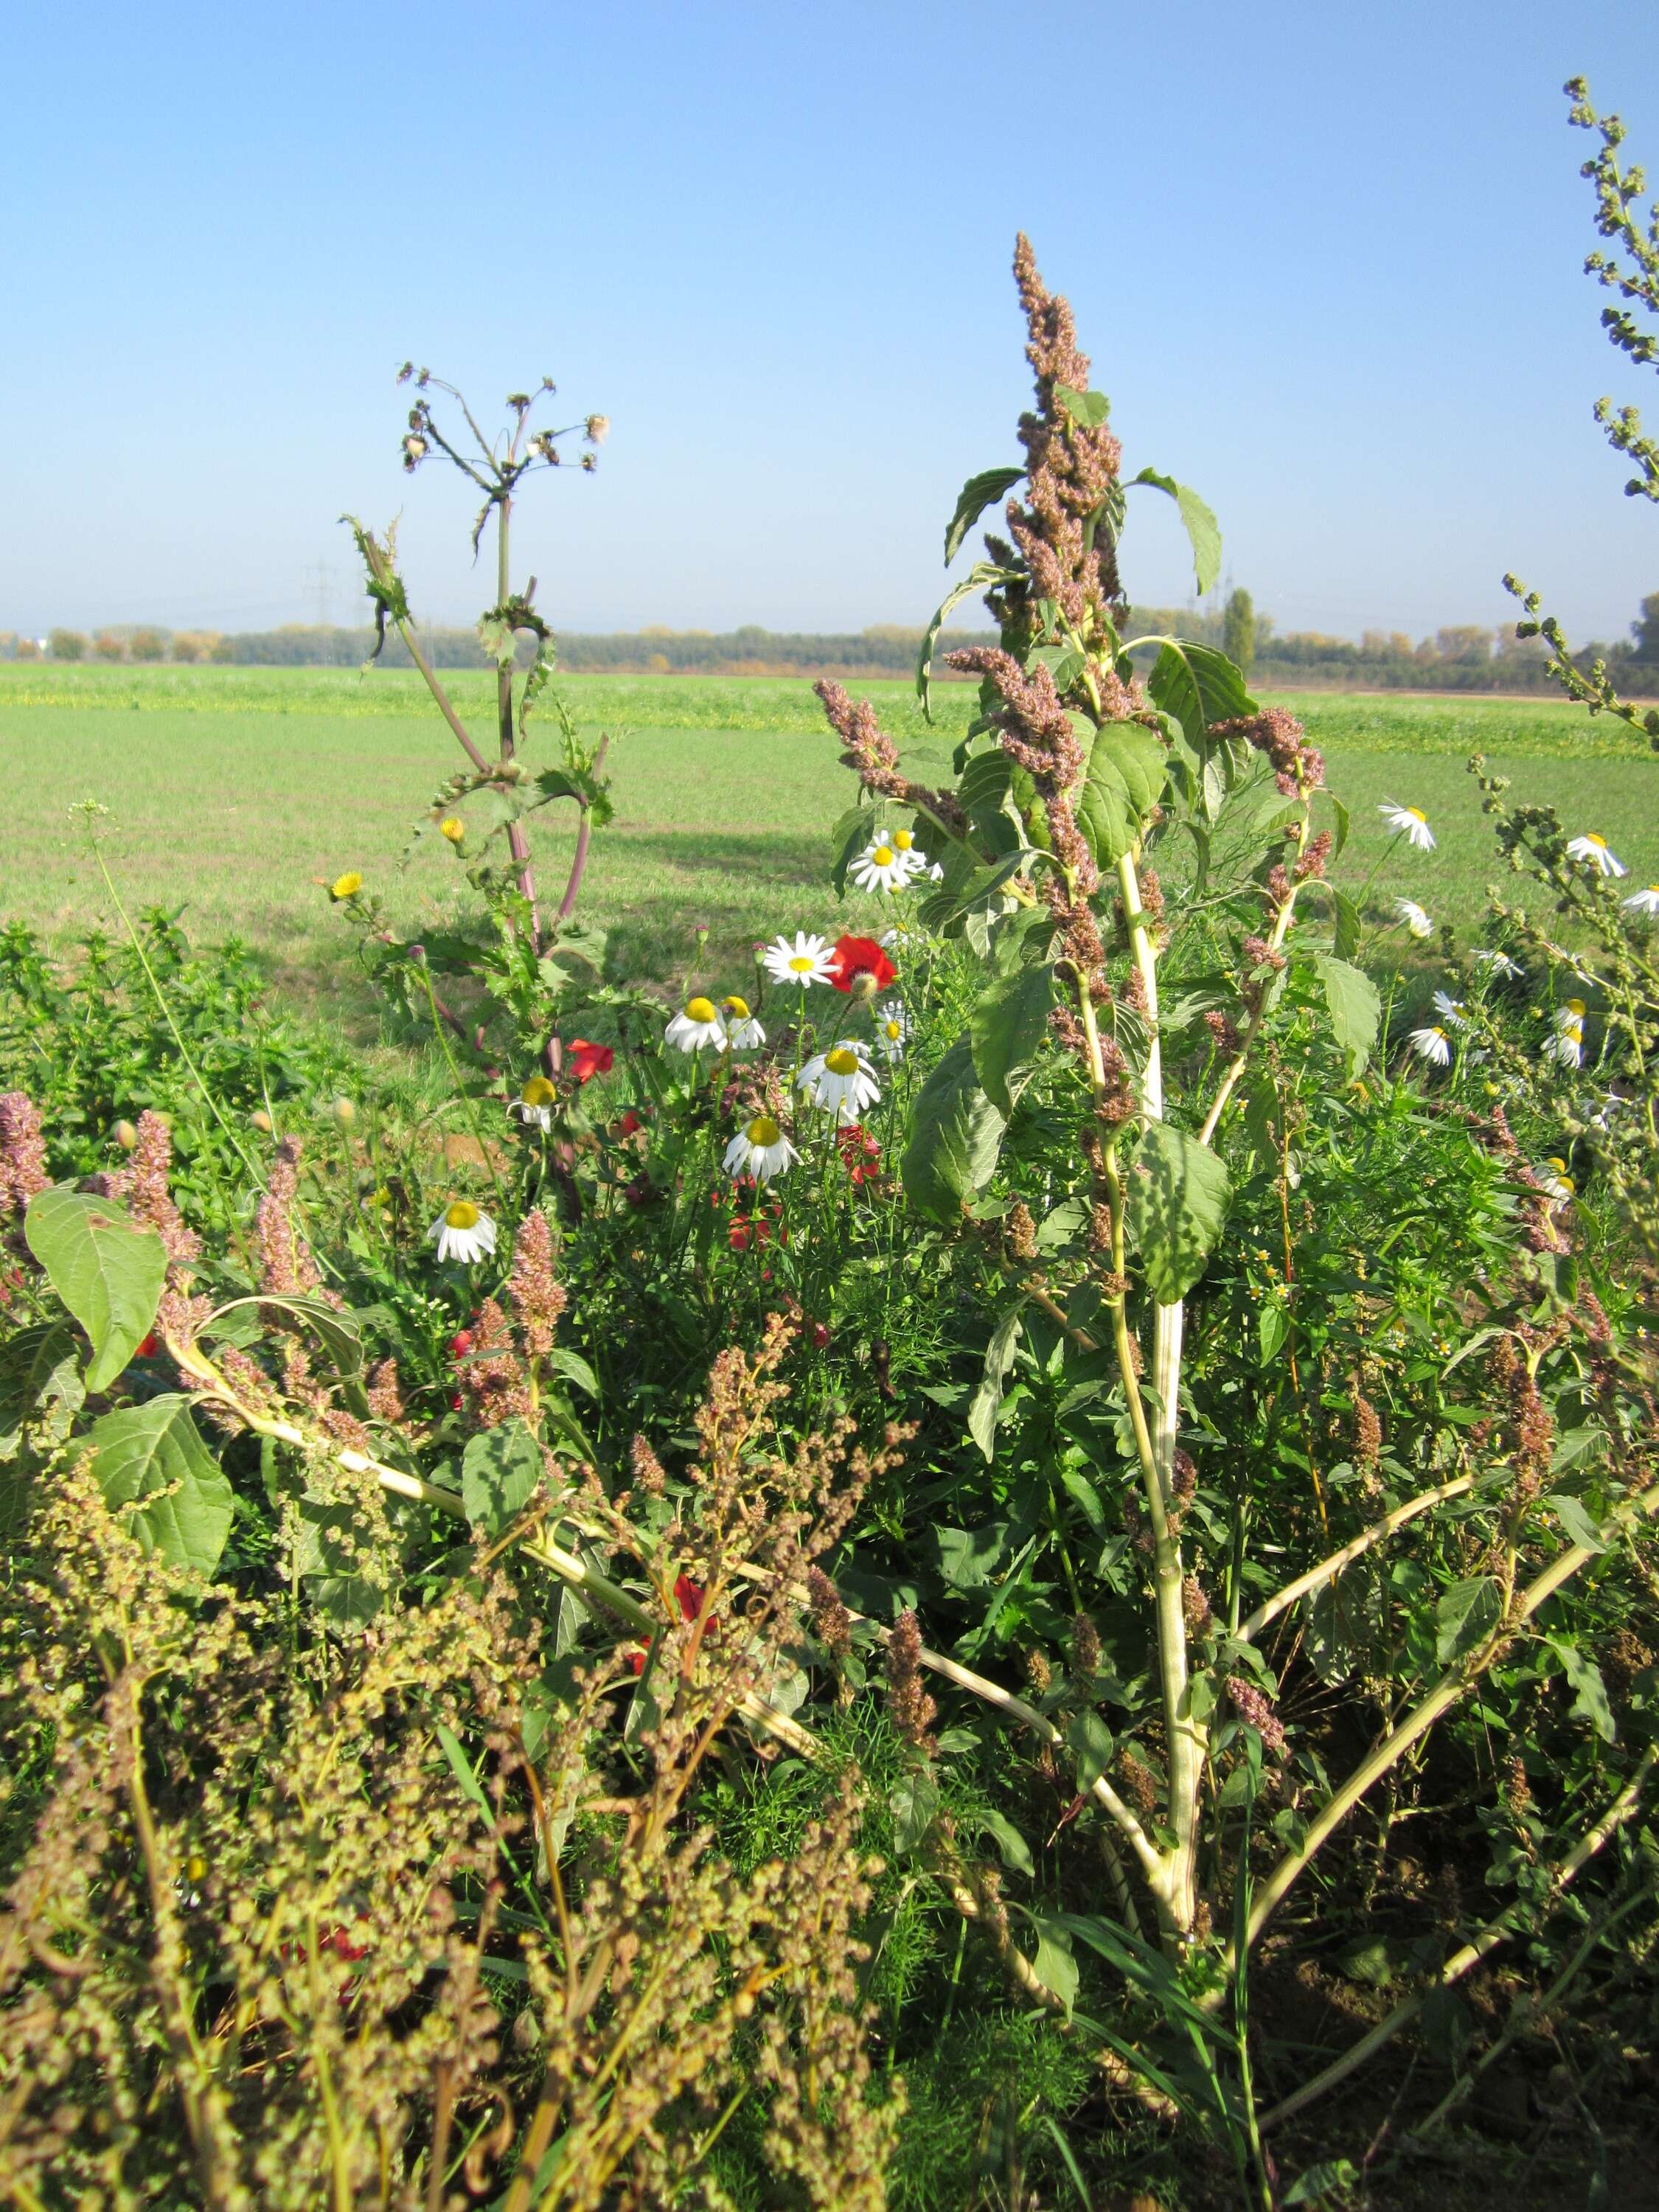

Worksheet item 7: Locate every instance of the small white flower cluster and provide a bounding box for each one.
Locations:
[848,827,942,893]
[664,993,766,1054]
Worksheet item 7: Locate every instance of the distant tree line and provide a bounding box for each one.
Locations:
[7,597,1659,691]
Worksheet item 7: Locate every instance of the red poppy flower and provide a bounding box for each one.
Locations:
[674,1573,705,1622]
[827,935,897,994]
[805,1318,831,1349]
[838,1124,882,1186]
[566,1037,613,1085]
[450,1329,473,1358]
[616,1108,645,1138]
[135,1332,160,1360]
[627,1646,647,1676]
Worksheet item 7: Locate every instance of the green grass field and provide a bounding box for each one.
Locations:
[4,664,1656,1015]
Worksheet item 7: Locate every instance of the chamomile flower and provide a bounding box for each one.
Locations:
[880,921,919,950]
[722,1113,798,1183]
[511,1074,558,1130]
[873,1001,908,1062]
[889,827,931,875]
[429,1200,496,1265]
[1408,1025,1452,1067]
[1556,998,1587,1031]
[1394,898,1434,939]
[1379,801,1436,851]
[1545,1023,1584,1069]
[1473,947,1525,979]
[762,931,837,988]
[1539,1157,1575,1206]
[799,1041,881,1121]
[664,995,728,1054]
[720,995,765,1050]
[1623,883,1659,915]
[849,840,915,894]
[1431,990,1467,1028]
[1565,832,1627,877]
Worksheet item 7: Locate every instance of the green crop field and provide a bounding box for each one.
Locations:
[4,664,1656,1017]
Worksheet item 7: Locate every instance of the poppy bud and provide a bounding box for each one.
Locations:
[251,1108,274,1134]
[331,1098,355,1127]
[450,1330,473,1357]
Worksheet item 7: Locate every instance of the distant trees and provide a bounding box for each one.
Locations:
[170,630,220,663]
[128,627,168,662]
[1222,587,1255,677]
[1632,591,1659,660]
[47,629,87,661]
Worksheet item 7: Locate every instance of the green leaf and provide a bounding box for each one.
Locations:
[209,1293,364,1382]
[1304,1559,1386,1686]
[1547,1492,1608,1554]
[86,1395,234,1578]
[1312,954,1381,1078]
[462,1423,543,1537]
[979,1807,1034,1878]
[1029,1918,1079,2015]
[944,465,1026,566]
[543,1347,598,1399]
[828,804,872,895]
[900,1035,1006,1222]
[24,1186,167,1392]
[1076,721,1172,867]
[970,963,1054,1117]
[1552,1639,1617,1742]
[1065,1708,1115,1790]
[0,1323,84,1464]
[967,1304,1025,1462]
[917,562,1017,723]
[1127,1122,1232,1304]
[1127,468,1222,597]
[931,1521,1011,1589]
[1054,384,1110,429]
[1144,640,1256,757]
[1332,888,1363,963]
[1435,1576,1502,1665]
[890,1770,939,1855]
[958,748,1023,857]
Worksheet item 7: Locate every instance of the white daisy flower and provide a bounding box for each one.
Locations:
[1565,832,1627,877]
[763,931,838,988]
[1623,884,1659,915]
[509,1074,557,1130]
[849,839,916,894]
[1408,1025,1452,1067]
[720,995,766,1051]
[722,1112,798,1183]
[1545,1023,1584,1069]
[430,1200,497,1265]
[799,1040,881,1121]
[873,1001,908,1062]
[880,922,919,950]
[1555,997,1587,1031]
[1394,898,1434,939]
[1539,1157,1575,1206]
[1431,990,1467,1027]
[1473,948,1525,979]
[888,827,931,876]
[664,995,728,1054]
[1380,801,1436,851]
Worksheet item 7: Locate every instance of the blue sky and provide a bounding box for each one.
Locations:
[4,1,1658,643]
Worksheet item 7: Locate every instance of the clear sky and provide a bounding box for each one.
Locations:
[4,1,1658,644]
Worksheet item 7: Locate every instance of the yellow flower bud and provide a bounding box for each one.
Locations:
[439,816,465,844]
[113,1119,138,1151]
[331,1098,356,1127]
[251,1108,274,1135]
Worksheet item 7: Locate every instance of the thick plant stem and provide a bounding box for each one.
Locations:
[1237,1472,1479,1644]
[1259,1745,1658,2129]
[495,493,541,952]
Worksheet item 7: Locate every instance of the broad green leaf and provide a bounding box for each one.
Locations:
[1547,1492,1608,1554]
[931,1521,1011,1588]
[1143,640,1256,756]
[1312,954,1381,1078]
[1060,1465,1107,1533]
[24,1186,167,1392]
[1332,888,1363,963]
[1127,467,1222,597]
[1304,1558,1386,1686]
[978,1806,1035,1879]
[543,1347,598,1399]
[958,748,1023,857]
[970,963,1054,1117]
[1552,1641,1616,1742]
[828,804,872,895]
[1077,720,1170,866]
[86,1394,234,1578]
[209,1292,364,1382]
[1435,1576,1502,1665]
[917,561,1016,723]
[1053,384,1110,428]
[1065,1708,1114,1790]
[944,465,1026,566]
[900,1036,1006,1222]
[967,1304,1024,1462]
[1036,1197,1087,1254]
[0,1323,84,1464]
[1127,1121,1232,1305]
[890,1770,939,1855]
[462,1423,543,1537]
[1029,1917,1079,2015]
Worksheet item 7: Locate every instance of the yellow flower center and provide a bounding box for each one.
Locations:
[825,1048,859,1077]
[872,846,895,868]
[788,955,816,974]
[521,1076,557,1107]
[445,1200,480,1230]
[330,871,363,900]
[1565,998,1586,1017]
[1585,832,1607,847]
[684,996,717,1023]
[1405,808,1426,825]
[1546,1157,1567,1172]
[439,816,465,843]
[894,830,914,850]
[723,995,751,1019]
[746,1115,782,1147]
[884,1020,902,1040]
